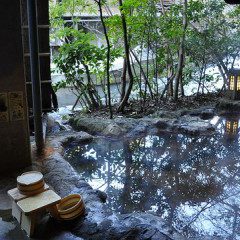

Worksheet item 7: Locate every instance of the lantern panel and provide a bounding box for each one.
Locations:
[226,121,239,134]
[233,121,238,133]
[230,76,235,90]
[238,76,240,91]
[226,121,231,133]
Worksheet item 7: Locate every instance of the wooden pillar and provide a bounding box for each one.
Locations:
[0,1,31,173]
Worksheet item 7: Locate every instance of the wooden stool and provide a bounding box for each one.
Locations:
[17,190,61,237]
[8,188,61,237]
[7,183,50,222]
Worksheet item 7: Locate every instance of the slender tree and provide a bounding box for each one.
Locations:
[174,0,188,101]
[94,0,113,118]
[117,0,135,112]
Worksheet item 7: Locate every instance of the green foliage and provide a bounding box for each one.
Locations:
[50,0,240,109]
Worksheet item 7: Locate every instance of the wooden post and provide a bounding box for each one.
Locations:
[0,0,31,173]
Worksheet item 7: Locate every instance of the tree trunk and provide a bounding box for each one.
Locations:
[83,63,99,109]
[180,75,185,97]
[120,58,127,101]
[130,49,154,99]
[217,64,228,91]
[96,0,113,118]
[117,0,134,112]
[167,59,174,97]
[174,0,188,101]
[161,74,175,99]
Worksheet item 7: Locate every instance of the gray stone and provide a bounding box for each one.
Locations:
[150,110,179,119]
[70,113,216,138]
[141,229,156,239]
[151,231,173,240]
[103,124,125,137]
[126,124,148,138]
[0,194,12,210]
[70,117,139,137]
[176,116,215,135]
[98,220,112,230]
[217,98,240,113]
[201,108,215,120]
[76,221,99,235]
[95,190,107,203]
[120,228,141,240]
[155,119,171,129]
[69,117,111,133]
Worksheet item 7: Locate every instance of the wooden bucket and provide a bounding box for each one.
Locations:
[17,171,45,196]
[57,194,85,220]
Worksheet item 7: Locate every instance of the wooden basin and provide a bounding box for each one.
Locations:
[17,171,45,196]
[57,194,85,220]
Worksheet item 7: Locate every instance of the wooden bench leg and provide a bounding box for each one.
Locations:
[47,204,60,220]
[21,212,36,237]
[11,201,21,222]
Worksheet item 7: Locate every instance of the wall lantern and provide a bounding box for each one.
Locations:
[228,68,240,100]
[225,119,239,135]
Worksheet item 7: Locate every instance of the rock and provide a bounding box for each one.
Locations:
[188,107,215,120]
[126,124,148,138]
[65,132,94,145]
[152,109,192,119]
[177,116,215,135]
[151,231,173,240]
[68,110,216,139]
[99,220,112,230]
[188,109,202,117]
[178,109,190,116]
[217,98,240,113]
[69,117,112,133]
[0,194,12,210]
[150,111,179,119]
[155,119,171,129]
[95,190,107,203]
[120,228,141,240]
[47,114,70,133]
[103,124,125,137]
[0,221,17,238]
[201,108,215,120]
[154,114,214,135]
[141,229,156,239]
[70,117,140,137]
[51,232,85,240]
[74,221,99,235]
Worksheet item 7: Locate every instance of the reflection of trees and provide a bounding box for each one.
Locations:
[65,118,240,239]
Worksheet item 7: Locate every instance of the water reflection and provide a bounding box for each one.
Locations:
[65,117,240,239]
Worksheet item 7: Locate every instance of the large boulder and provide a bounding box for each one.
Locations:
[69,117,112,133]
[217,98,240,114]
[70,111,215,137]
[176,116,215,135]
[200,108,215,120]
[187,107,215,120]
[69,116,141,137]
[150,110,181,119]
[154,118,177,130]
[152,107,215,121]
[103,123,125,137]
